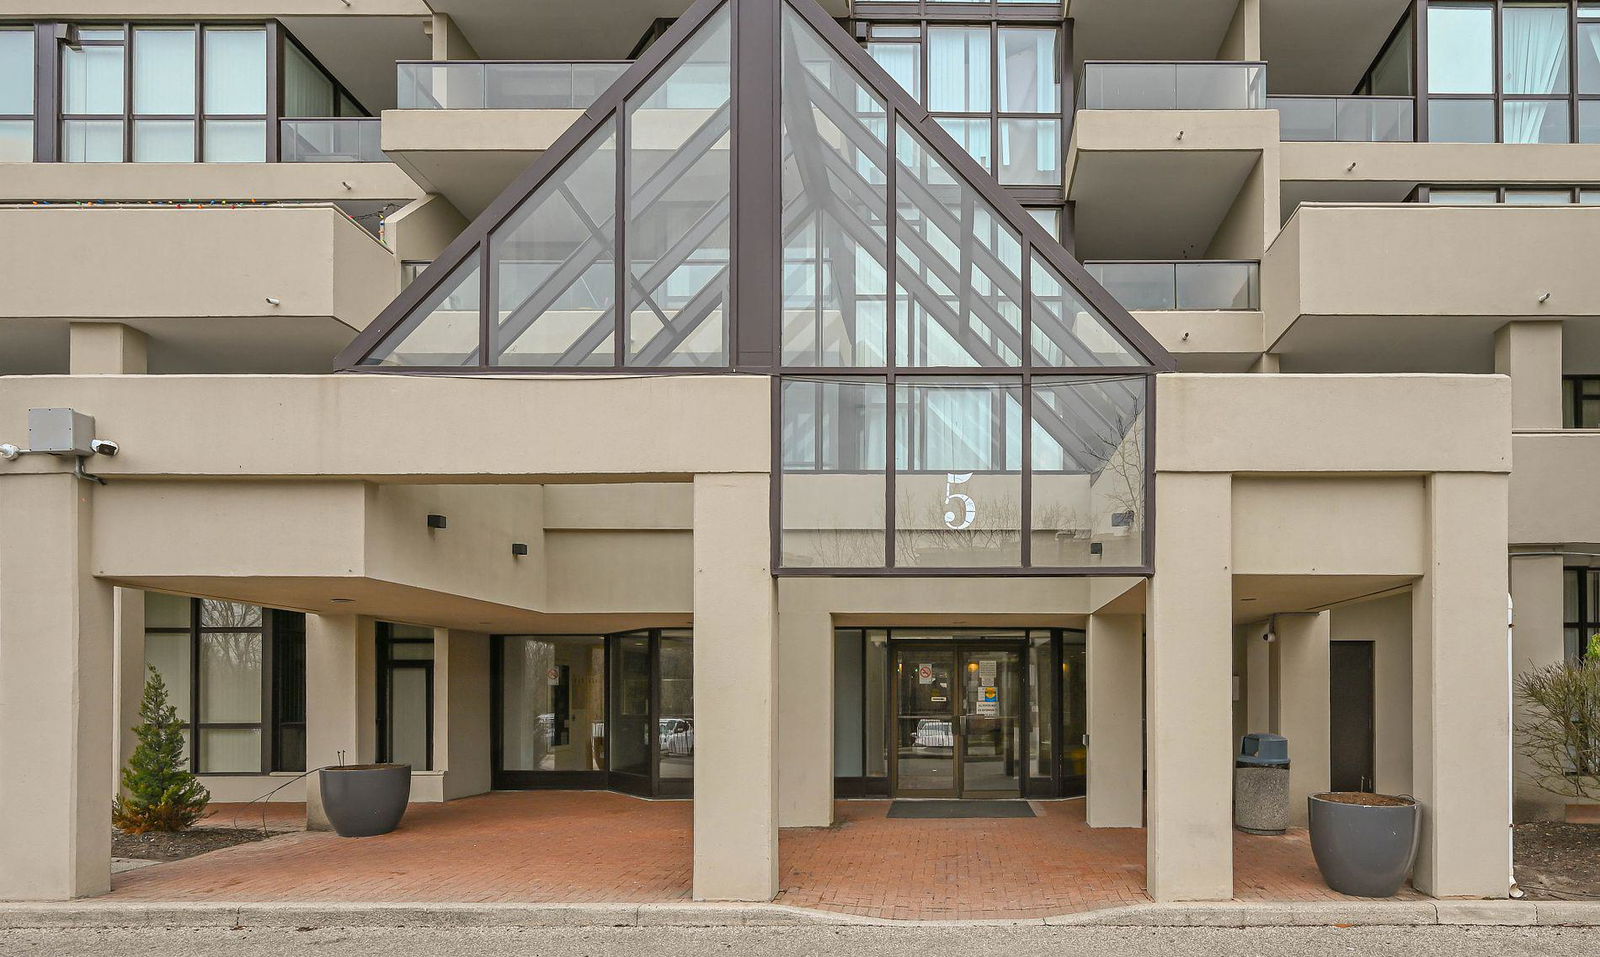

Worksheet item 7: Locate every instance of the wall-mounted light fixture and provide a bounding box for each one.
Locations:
[330,597,355,604]
[426,514,447,529]
[511,543,529,557]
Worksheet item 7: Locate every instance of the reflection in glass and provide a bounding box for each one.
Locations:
[895,125,1023,367]
[609,634,651,776]
[0,120,30,161]
[145,632,193,724]
[200,728,261,773]
[361,253,481,366]
[934,116,993,173]
[203,28,267,114]
[203,119,266,161]
[960,648,1022,795]
[895,649,955,792]
[1031,376,1147,568]
[133,119,194,162]
[1061,633,1087,795]
[658,633,694,780]
[895,378,1022,567]
[625,7,732,367]
[927,26,990,112]
[1428,97,1495,142]
[781,377,888,567]
[1428,2,1494,94]
[1027,634,1054,786]
[491,124,618,366]
[500,637,605,772]
[63,42,125,114]
[998,28,1059,113]
[133,28,196,115]
[1031,253,1139,366]
[199,633,263,723]
[0,29,32,116]
[781,9,889,368]
[867,41,921,99]
[997,118,1060,185]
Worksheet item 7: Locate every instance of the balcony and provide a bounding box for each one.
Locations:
[1268,96,1414,143]
[1085,261,1259,311]
[1077,61,1267,111]
[396,61,631,110]
[280,119,386,163]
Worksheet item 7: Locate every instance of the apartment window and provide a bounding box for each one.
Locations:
[1424,185,1600,203]
[376,624,434,771]
[1566,375,1600,427]
[142,593,306,773]
[866,20,1063,187]
[0,27,34,161]
[1565,567,1600,659]
[60,27,125,161]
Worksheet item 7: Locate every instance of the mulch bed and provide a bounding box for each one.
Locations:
[1515,822,1600,900]
[112,827,275,863]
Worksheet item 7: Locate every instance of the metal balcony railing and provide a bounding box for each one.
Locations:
[396,61,632,110]
[1268,95,1415,142]
[1078,61,1267,111]
[1083,261,1260,311]
[279,118,385,163]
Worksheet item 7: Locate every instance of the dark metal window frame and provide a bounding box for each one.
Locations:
[1416,0,1596,144]
[1565,565,1599,659]
[1565,373,1600,427]
[0,25,34,154]
[145,598,302,775]
[1417,184,1600,202]
[375,624,436,771]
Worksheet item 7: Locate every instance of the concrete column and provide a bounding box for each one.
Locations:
[1145,472,1234,901]
[1493,321,1563,430]
[0,474,116,899]
[1273,611,1331,826]
[438,629,492,801]
[1250,353,1280,374]
[1242,620,1271,731]
[777,592,833,827]
[1510,554,1568,821]
[1412,473,1512,898]
[1216,0,1262,59]
[304,614,375,830]
[1087,612,1143,827]
[428,13,480,60]
[692,473,778,901]
[69,322,148,375]
[112,587,147,792]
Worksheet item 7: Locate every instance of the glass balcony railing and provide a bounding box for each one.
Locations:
[396,61,632,110]
[279,118,385,162]
[1084,261,1260,312]
[1078,61,1267,111]
[1268,96,1415,142]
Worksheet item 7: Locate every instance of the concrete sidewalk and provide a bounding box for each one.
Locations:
[1,899,1597,930]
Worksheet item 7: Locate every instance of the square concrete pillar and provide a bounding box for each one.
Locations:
[1493,321,1563,430]
[1509,554,1568,821]
[437,629,492,801]
[112,587,147,793]
[1242,620,1271,732]
[776,595,833,827]
[69,322,148,375]
[1145,472,1234,901]
[1272,611,1331,826]
[692,473,778,901]
[1412,472,1511,898]
[304,614,375,830]
[1086,612,1143,828]
[0,474,116,899]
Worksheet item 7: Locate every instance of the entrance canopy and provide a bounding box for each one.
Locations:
[337,0,1172,575]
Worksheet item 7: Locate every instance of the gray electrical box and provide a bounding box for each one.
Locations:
[28,408,96,457]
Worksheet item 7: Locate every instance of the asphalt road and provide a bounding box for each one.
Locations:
[2,925,1597,957]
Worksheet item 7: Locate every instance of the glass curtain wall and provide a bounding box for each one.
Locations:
[1425,1,1600,142]
[142,593,305,774]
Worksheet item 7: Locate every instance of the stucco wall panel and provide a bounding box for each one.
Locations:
[1232,476,1426,576]
[1510,432,1600,544]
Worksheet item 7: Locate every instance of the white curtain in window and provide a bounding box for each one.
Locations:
[928,28,989,112]
[1503,4,1568,142]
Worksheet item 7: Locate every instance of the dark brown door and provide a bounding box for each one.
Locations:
[1330,641,1376,792]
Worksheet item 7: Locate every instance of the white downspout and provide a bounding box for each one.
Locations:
[1508,592,1523,899]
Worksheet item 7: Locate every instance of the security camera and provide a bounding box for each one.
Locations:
[90,439,119,457]
[1261,630,1277,643]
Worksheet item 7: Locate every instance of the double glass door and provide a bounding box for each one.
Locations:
[892,643,1025,798]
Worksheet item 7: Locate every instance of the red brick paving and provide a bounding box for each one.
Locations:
[107,792,1417,919]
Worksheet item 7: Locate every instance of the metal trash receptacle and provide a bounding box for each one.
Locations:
[1234,733,1290,835]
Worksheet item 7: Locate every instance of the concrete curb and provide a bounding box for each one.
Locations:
[0,899,1597,930]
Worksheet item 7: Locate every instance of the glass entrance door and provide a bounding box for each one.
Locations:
[891,643,1024,798]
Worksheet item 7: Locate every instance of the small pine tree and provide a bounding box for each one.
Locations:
[112,666,210,833]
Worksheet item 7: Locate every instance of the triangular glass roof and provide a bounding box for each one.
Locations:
[336,0,1173,374]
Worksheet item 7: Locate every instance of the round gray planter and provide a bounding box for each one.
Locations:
[1308,792,1420,898]
[319,764,411,838]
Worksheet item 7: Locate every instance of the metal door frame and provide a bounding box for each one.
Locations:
[887,638,1030,799]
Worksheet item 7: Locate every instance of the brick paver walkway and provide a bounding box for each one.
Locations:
[106,792,1416,919]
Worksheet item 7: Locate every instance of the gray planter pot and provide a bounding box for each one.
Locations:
[1308,793,1420,898]
[319,764,411,838]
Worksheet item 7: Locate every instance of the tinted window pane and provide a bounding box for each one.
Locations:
[1031,376,1146,568]
[203,28,267,114]
[0,29,33,115]
[1031,254,1139,366]
[283,41,334,117]
[202,119,265,161]
[780,9,889,368]
[1581,99,1600,142]
[1503,99,1570,142]
[199,728,260,773]
[62,43,124,114]
[61,119,123,161]
[1503,3,1569,95]
[491,124,618,366]
[199,632,263,723]
[1428,188,1499,203]
[624,6,732,367]
[867,41,921,100]
[361,252,483,366]
[0,120,31,161]
[1504,189,1572,204]
[997,117,1060,185]
[144,631,192,724]
[133,119,194,162]
[780,378,887,567]
[927,26,990,112]
[935,116,992,171]
[1428,98,1495,141]
[1429,3,1494,94]
[1581,22,1600,93]
[997,28,1058,113]
[133,28,196,115]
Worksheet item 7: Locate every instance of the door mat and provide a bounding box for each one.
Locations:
[887,800,1035,819]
